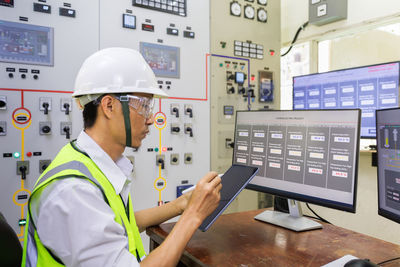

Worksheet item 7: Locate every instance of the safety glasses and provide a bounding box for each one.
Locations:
[115,95,155,119]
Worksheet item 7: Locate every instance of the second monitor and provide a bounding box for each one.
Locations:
[234,109,361,231]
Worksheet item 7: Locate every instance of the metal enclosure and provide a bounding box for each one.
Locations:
[309,0,348,26]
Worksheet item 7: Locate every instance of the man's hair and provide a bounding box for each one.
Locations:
[82,94,108,129]
[82,100,98,129]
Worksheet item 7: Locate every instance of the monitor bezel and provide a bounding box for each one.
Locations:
[292,61,400,139]
[234,109,361,213]
[376,107,400,224]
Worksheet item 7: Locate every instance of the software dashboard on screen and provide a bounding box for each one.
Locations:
[293,62,399,138]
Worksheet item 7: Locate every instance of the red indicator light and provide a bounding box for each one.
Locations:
[269,50,275,56]
[162,147,167,152]
[251,76,255,81]
[26,152,32,157]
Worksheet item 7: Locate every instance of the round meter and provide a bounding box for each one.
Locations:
[257,0,267,5]
[257,8,267,22]
[244,5,255,19]
[230,2,241,17]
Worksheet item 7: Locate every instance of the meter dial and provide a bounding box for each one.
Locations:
[244,5,255,19]
[230,1,241,17]
[257,0,267,5]
[257,8,267,22]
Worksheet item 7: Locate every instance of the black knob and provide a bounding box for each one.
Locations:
[8,73,14,78]
[0,100,6,108]
[42,125,51,134]
[238,87,245,95]
[227,74,234,81]
[63,103,70,115]
[33,75,39,80]
[0,126,3,133]
[248,89,255,98]
[228,87,235,94]
[172,107,179,118]
[42,102,49,115]
[42,164,48,171]
[63,126,70,139]
[186,156,192,162]
[19,166,27,180]
[172,157,178,163]
[186,107,193,118]
[186,127,193,137]
[21,74,26,79]
[157,158,165,169]
[172,126,180,133]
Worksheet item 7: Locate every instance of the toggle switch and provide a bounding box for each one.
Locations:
[0,121,6,136]
[39,97,52,115]
[0,96,7,110]
[184,123,193,137]
[170,104,179,118]
[225,138,235,149]
[156,155,165,169]
[61,122,72,139]
[61,98,72,115]
[238,86,246,95]
[39,160,51,174]
[184,105,193,118]
[227,85,235,94]
[17,161,29,180]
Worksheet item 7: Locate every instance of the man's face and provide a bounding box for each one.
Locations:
[111,93,154,149]
[128,93,154,148]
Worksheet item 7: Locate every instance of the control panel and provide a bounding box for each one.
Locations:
[0,1,98,241]
[210,0,281,174]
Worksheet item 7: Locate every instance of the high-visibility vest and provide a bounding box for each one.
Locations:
[21,141,146,266]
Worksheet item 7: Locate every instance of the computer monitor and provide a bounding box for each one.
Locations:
[233,109,361,231]
[293,62,399,139]
[376,107,400,224]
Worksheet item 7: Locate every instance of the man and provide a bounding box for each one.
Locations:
[22,47,222,267]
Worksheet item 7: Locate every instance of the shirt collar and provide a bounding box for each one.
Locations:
[76,131,133,195]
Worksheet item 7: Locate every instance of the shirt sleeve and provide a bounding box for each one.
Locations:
[34,178,140,267]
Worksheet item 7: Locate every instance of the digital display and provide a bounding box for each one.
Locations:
[235,72,245,85]
[140,42,180,78]
[0,20,53,66]
[234,109,360,212]
[293,62,400,138]
[376,108,400,224]
[122,14,136,29]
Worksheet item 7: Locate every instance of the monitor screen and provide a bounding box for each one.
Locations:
[376,107,400,223]
[0,20,54,66]
[293,62,399,138]
[234,109,361,212]
[140,42,180,78]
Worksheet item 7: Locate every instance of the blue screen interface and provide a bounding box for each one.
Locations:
[293,62,399,138]
[0,20,53,66]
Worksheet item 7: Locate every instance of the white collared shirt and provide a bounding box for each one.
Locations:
[30,131,140,267]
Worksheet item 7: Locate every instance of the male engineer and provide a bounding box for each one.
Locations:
[22,47,222,267]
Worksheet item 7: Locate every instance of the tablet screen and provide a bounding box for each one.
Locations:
[199,165,259,231]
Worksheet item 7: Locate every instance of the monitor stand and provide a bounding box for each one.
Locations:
[254,199,322,232]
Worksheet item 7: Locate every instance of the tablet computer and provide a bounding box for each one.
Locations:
[199,164,259,231]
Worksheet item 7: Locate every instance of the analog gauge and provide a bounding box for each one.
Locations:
[257,0,267,5]
[257,8,267,22]
[230,1,241,17]
[244,5,255,19]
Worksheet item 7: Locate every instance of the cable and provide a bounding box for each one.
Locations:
[377,257,400,265]
[281,21,309,57]
[306,203,332,224]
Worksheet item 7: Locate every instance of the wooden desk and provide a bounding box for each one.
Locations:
[146,209,400,266]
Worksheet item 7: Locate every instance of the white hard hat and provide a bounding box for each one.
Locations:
[73,47,168,106]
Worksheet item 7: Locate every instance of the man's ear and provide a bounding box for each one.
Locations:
[100,95,115,119]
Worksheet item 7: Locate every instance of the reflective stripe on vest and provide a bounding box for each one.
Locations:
[21,142,146,267]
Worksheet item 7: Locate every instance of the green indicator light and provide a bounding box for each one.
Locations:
[154,148,159,152]
[219,63,223,67]
[13,152,21,158]
[19,219,26,226]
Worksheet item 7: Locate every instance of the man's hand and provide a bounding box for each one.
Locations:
[183,172,222,224]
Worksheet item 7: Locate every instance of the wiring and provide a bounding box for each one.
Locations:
[281,21,309,57]
[306,203,332,224]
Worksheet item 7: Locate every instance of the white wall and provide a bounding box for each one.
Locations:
[282,0,400,44]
